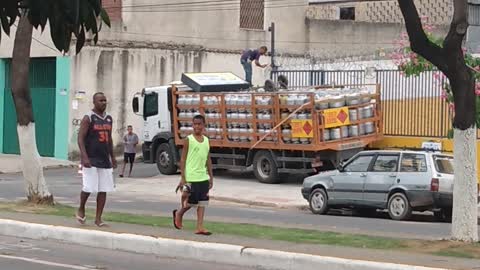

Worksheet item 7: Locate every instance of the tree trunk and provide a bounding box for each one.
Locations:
[450,74,478,242]
[11,15,53,204]
[452,127,478,242]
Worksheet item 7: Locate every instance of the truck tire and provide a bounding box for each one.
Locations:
[156,143,177,175]
[387,192,412,221]
[253,151,280,184]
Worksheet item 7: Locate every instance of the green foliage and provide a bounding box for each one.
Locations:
[397,34,442,77]
[0,0,110,53]
[0,0,19,42]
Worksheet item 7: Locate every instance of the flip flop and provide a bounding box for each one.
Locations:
[172,210,182,230]
[75,214,86,225]
[95,222,109,227]
[195,231,212,236]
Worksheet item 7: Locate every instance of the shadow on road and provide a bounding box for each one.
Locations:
[325,208,444,223]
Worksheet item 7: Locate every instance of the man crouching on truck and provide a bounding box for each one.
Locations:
[173,115,214,235]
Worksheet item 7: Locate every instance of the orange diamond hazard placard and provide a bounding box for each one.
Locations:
[303,121,313,135]
[324,107,350,128]
[291,120,314,138]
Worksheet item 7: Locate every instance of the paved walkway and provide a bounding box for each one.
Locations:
[114,169,307,209]
[0,212,479,270]
[0,154,75,174]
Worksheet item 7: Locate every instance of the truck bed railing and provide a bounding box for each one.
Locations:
[172,84,383,152]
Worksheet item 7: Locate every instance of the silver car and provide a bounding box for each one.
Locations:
[301,150,459,221]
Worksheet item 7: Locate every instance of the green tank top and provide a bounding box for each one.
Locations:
[185,135,210,183]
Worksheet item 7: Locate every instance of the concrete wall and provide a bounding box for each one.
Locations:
[99,0,407,58]
[0,0,446,61]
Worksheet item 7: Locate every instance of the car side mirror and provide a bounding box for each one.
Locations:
[337,162,345,172]
[133,97,139,113]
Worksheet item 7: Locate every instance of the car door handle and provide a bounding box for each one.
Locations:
[158,120,162,128]
[389,174,397,178]
[360,173,367,177]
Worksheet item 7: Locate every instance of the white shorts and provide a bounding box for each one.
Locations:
[82,167,115,193]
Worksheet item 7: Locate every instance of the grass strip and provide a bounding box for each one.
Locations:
[1,202,479,259]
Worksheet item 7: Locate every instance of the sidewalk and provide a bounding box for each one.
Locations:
[115,170,307,209]
[0,154,75,174]
[0,211,478,270]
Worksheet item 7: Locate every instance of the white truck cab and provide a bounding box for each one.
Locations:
[133,85,181,174]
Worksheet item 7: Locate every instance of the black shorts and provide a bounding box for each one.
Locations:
[187,181,210,207]
[124,153,136,163]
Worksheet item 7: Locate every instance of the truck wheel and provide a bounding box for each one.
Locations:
[387,192,412,221]
[253,151,279,184]
[309,188,329,215]
[156,143,177,175]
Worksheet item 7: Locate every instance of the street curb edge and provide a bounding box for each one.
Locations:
[0,218,446,270]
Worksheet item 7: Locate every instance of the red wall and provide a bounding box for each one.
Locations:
[102,0,122,22]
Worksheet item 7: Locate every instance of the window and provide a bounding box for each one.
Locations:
[240,0,265,30]
[344,155,374,172]
[339,7,355,20]
[372,155,399,172]
[434,155,454,174]
[143,92,158,118]
[400,154,427,172]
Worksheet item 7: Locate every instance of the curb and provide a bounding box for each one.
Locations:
[0,219,445,270]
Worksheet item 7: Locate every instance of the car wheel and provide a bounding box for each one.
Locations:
[309,188,329,215]
[156,143,177,175]
[387,192,412,221]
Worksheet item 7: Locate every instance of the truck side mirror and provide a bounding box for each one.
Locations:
[133,96,140,114]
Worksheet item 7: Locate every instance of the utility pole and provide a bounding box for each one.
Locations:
[268,22,276,79]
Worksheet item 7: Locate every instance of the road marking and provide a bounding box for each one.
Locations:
[0,254,93,270]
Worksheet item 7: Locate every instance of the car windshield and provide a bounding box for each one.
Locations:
[434,155,454,174]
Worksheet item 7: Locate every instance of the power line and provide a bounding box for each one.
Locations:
[119,4,308,13]
[108,30,397,45]
[103,0,308,13]
[103,0,304,9]
[32,36,58,53]
[12,24,58,53]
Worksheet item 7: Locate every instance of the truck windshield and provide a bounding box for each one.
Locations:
[144,92,158,118]
[434,155,454,174]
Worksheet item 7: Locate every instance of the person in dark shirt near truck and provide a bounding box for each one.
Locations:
[240,46,268,86]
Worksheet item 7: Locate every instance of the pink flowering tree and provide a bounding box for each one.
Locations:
[395,0,478,242]
[392,17,480,139]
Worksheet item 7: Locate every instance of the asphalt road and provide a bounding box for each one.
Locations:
[0,235,251,270]
[0,164,479,240]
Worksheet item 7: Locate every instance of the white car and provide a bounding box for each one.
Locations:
[301,150,470,221]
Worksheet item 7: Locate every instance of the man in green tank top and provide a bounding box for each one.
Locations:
[173,115,213,235]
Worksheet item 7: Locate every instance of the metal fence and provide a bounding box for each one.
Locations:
[271,69,451,138]
[271,70,366,88]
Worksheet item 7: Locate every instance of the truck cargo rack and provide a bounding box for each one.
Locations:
[171,84,383,153]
